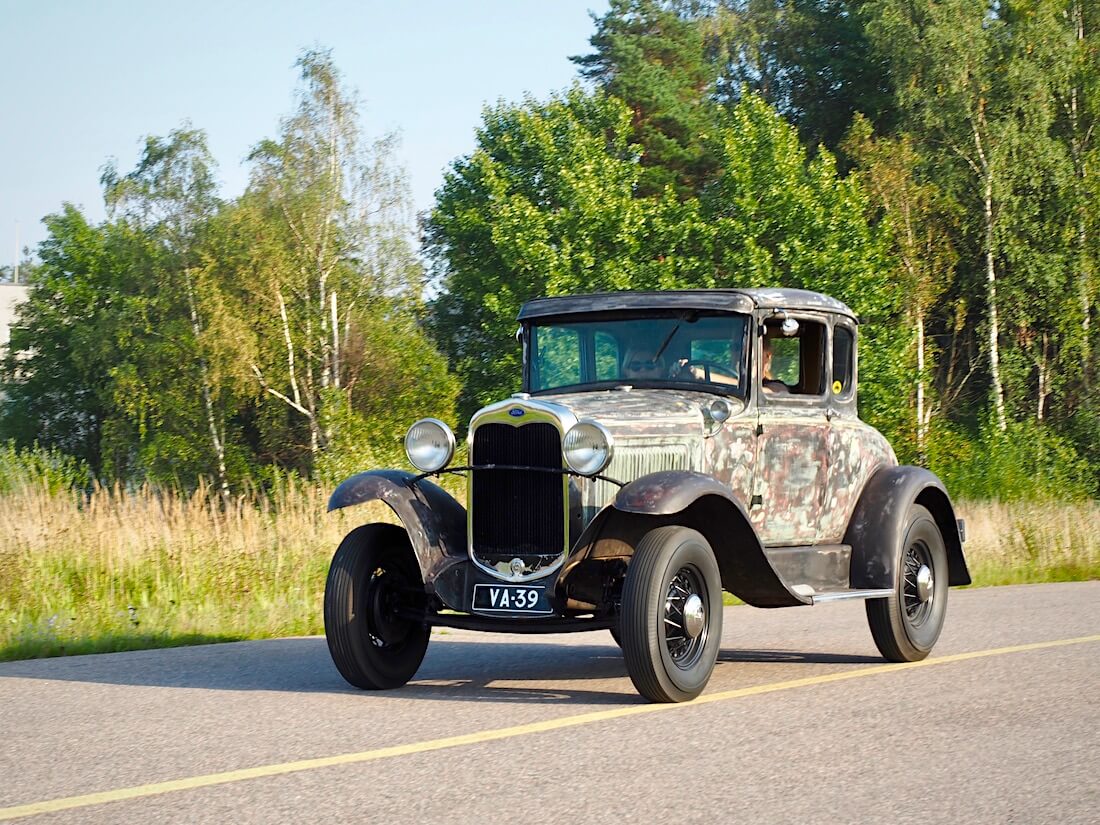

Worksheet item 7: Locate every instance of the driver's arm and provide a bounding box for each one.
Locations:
[706,372,738,386]
[673,359,739,386]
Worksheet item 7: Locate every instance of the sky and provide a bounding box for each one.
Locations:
[0,0,609,267]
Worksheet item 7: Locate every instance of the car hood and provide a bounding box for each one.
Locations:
[537,388,716,437]
[538,389,744,512]
[539,389,695,433]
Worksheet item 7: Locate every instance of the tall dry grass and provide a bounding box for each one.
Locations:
[956,500,1100,585]
[0,480,395,660]
[1,484,1096,661]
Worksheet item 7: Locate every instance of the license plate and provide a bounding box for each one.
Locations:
[472,584,553,614]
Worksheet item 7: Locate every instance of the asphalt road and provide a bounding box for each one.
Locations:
[1,582,1098,824]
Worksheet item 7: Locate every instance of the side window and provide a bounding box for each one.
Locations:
[762,320,827,396]
[536,327,580,388]
[594,331,620,381]
[769,337,801,386]
[833,326,854,395]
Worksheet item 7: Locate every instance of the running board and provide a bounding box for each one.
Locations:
[791,585,893,604]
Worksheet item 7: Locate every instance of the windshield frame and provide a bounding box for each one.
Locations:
[521,310,752,400]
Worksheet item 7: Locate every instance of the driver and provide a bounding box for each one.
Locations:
[621,347,667,380]
[762,332,789,393]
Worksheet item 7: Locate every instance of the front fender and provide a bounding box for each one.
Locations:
[613,470,740,515]
[845,465,971,589]
[329,470,467,585]
[567,471,809,608]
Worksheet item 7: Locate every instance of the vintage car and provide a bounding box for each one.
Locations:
[324,289,970,703]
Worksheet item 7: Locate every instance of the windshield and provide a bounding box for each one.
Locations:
[526,313,750,397]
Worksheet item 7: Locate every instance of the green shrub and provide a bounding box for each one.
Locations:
[0,441,91,495]
[927,418,1092,502]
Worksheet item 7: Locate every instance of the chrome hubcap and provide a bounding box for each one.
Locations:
[916,564,934,603]
[683,594,705,639]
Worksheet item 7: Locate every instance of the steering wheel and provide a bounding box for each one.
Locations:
[677,359,739,382]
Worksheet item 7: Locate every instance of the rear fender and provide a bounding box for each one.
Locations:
[844,465,971,589]
[564,471,809,608]
[328,470,467,586]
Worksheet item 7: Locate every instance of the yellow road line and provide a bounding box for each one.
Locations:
[2,634,1098,821]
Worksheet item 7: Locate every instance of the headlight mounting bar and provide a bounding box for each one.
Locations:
[411,464,625,488]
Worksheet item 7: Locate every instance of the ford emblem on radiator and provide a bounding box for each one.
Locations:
[508,408,525,417]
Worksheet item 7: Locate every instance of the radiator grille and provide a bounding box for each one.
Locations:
[471,422,564,564]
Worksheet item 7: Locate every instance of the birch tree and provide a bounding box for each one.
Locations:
[241,49,440,472]
[866,0,1060,431]
[1042,0,1099,387]
[845,115,959,456]
[981,1,1089,424]
[101,128,250,497]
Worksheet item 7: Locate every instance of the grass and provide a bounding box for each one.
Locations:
[0,480,394,661]
[1,483,1097,661]
[955,500,1100,585]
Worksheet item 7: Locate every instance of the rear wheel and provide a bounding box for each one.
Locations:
[620,526,723,703]
[866,504,949,662]
[324,525,430,689]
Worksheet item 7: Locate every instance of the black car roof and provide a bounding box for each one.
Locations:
[517,288,856,321]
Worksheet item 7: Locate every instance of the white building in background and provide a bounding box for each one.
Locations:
[0,283,29,352]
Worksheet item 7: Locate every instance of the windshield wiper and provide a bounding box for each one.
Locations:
[653,319,683,363]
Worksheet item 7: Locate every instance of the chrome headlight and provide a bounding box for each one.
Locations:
[404,418,455,473]
[562,420,614,476]
[708,398,733,424]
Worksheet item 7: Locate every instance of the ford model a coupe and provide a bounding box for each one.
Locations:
[324,289,970,703]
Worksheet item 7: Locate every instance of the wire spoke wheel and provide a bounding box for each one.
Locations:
[901,540,935,628]
[365,564,415,649]
[662,566,708,669]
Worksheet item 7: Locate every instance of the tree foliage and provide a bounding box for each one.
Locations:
[1,206,119,472]
[241,50,429,467]
[0,51,456,490]
[430,0,1100,495]
[574,0,721,197]
[714,1,897,154]
[428,88,903,436]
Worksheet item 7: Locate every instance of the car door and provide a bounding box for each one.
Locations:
[821,318,894,544]
[750,316,830,546]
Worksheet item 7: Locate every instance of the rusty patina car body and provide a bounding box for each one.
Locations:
[324,289,970,703]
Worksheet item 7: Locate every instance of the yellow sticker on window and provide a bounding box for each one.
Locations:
[832,380,843,394]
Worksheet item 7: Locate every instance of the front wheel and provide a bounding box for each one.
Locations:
[620,526,723,703]
[324,524,430,690]
[866,504,949,662]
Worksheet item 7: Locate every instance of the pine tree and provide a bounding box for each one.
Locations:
[573,0,720,197]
